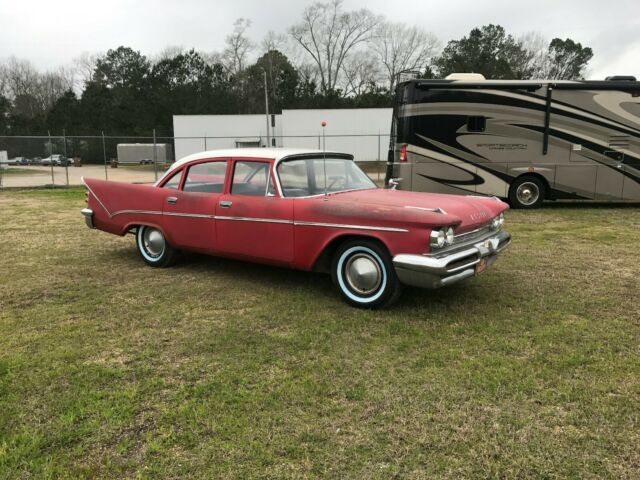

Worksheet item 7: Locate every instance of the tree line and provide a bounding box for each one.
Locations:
[0,0,593,137]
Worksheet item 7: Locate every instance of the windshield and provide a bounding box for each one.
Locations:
[277,157,376,197]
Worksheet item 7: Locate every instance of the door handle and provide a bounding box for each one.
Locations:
[167,196,178,205]
[219,200,233,208]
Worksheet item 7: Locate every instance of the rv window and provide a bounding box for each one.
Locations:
[467,116,486,132]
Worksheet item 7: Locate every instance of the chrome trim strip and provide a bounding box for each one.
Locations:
[111,209,163,217]
[216,215,293,225]
[165,212,213,219]
[294,221,408,233]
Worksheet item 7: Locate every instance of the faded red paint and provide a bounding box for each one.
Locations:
[84,155,508,271]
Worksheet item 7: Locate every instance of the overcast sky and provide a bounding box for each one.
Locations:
[1,0,638,79]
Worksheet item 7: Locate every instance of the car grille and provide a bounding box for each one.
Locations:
[452,224,494,245]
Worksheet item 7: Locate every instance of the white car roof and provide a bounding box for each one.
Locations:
[156,148,351,185]
[171,147,347,170]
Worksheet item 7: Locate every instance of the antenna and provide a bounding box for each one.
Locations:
[321,121,327,199]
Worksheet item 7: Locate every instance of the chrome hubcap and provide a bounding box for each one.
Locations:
[143,228,165,257]
[516,182,540,206]
[345,253,382,295]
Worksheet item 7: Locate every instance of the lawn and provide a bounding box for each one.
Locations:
[0,188,638,479]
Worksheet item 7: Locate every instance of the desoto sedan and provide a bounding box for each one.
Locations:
[81,148,511,308]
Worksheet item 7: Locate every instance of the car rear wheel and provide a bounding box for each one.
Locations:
[509,175,545,209]
[136,226,177,267]
[331,239,402,308]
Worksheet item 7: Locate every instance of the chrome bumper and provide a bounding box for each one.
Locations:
[81,208,94,229]
[393,230,511,289]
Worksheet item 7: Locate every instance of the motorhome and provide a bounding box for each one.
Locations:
[386,73,640,208]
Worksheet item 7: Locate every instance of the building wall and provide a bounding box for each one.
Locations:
[173,114,282,160]
[173,108,392,161]
[281,108,392,161]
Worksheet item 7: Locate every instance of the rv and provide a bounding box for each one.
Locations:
[385,74,640,208]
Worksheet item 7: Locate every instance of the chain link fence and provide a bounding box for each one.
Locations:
[0,132,389,188]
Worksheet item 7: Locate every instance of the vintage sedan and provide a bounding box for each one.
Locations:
[81,148,511,308]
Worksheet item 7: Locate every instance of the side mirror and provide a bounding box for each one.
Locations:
[388,178,402,190]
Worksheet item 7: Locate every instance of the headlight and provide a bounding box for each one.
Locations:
[430,227,455,249]
[445,227,454,245]
[430,229,446,249]
[491,213,504,230]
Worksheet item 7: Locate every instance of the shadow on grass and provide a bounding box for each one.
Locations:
[99,245,482,314]
[103,246,338,302]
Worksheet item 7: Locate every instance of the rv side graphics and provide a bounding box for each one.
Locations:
[386,79,640,207]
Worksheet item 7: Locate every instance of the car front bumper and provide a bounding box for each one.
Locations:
[81,208,95,229]
[393,230,511,289]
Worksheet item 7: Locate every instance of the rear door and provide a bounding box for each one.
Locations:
[161,159,229,252]
[216,159,294,265]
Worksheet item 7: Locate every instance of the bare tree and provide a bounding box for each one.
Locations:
[2,57,40,100]
[289,0,380,94]
[371,21,439,92]
[222,18,254,75]
[261,31,288,55]
[517,32,549,79]
[341,51,381,96]
[0,63,8,98]
[154,45,187,62]
[72,51,101,88]
[0,57,73,117]
[36,67,75,109]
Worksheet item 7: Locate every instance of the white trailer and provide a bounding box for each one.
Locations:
[117,144,174,165]
[0,151,8,169]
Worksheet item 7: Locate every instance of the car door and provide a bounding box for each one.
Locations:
[216,158,294,265]
[160,159,229,252]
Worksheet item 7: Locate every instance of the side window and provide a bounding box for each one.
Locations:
[162,169,183,190]
[467,116,486,132]
[183,161,227,193]
[278,159,310,197]
[231,161,270,196]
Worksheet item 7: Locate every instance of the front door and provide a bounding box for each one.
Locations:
[216,159,294,265]
[161,159,229,252]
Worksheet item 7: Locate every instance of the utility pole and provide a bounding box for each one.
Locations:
[263,69,270,147]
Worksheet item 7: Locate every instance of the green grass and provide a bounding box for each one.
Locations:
[0,188,639,479]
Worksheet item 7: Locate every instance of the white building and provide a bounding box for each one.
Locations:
[173,108,392,161]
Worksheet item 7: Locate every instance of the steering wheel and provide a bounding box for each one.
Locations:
[327,176,347,190]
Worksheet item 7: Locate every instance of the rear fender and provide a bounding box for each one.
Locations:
[83,177,167,238]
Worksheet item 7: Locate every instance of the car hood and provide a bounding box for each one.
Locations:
[324,188,508,232]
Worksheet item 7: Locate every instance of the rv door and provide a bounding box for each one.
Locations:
[596,151,625,200]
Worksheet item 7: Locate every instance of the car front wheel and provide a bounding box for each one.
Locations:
[331,239,402,308]
[136,226,177,267]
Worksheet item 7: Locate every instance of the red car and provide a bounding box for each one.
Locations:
[81,149,511,308]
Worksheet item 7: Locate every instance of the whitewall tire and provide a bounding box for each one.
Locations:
[136,226,178,267]
[331,239,402,308]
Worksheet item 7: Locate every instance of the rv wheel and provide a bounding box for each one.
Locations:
[509,175,545,209]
